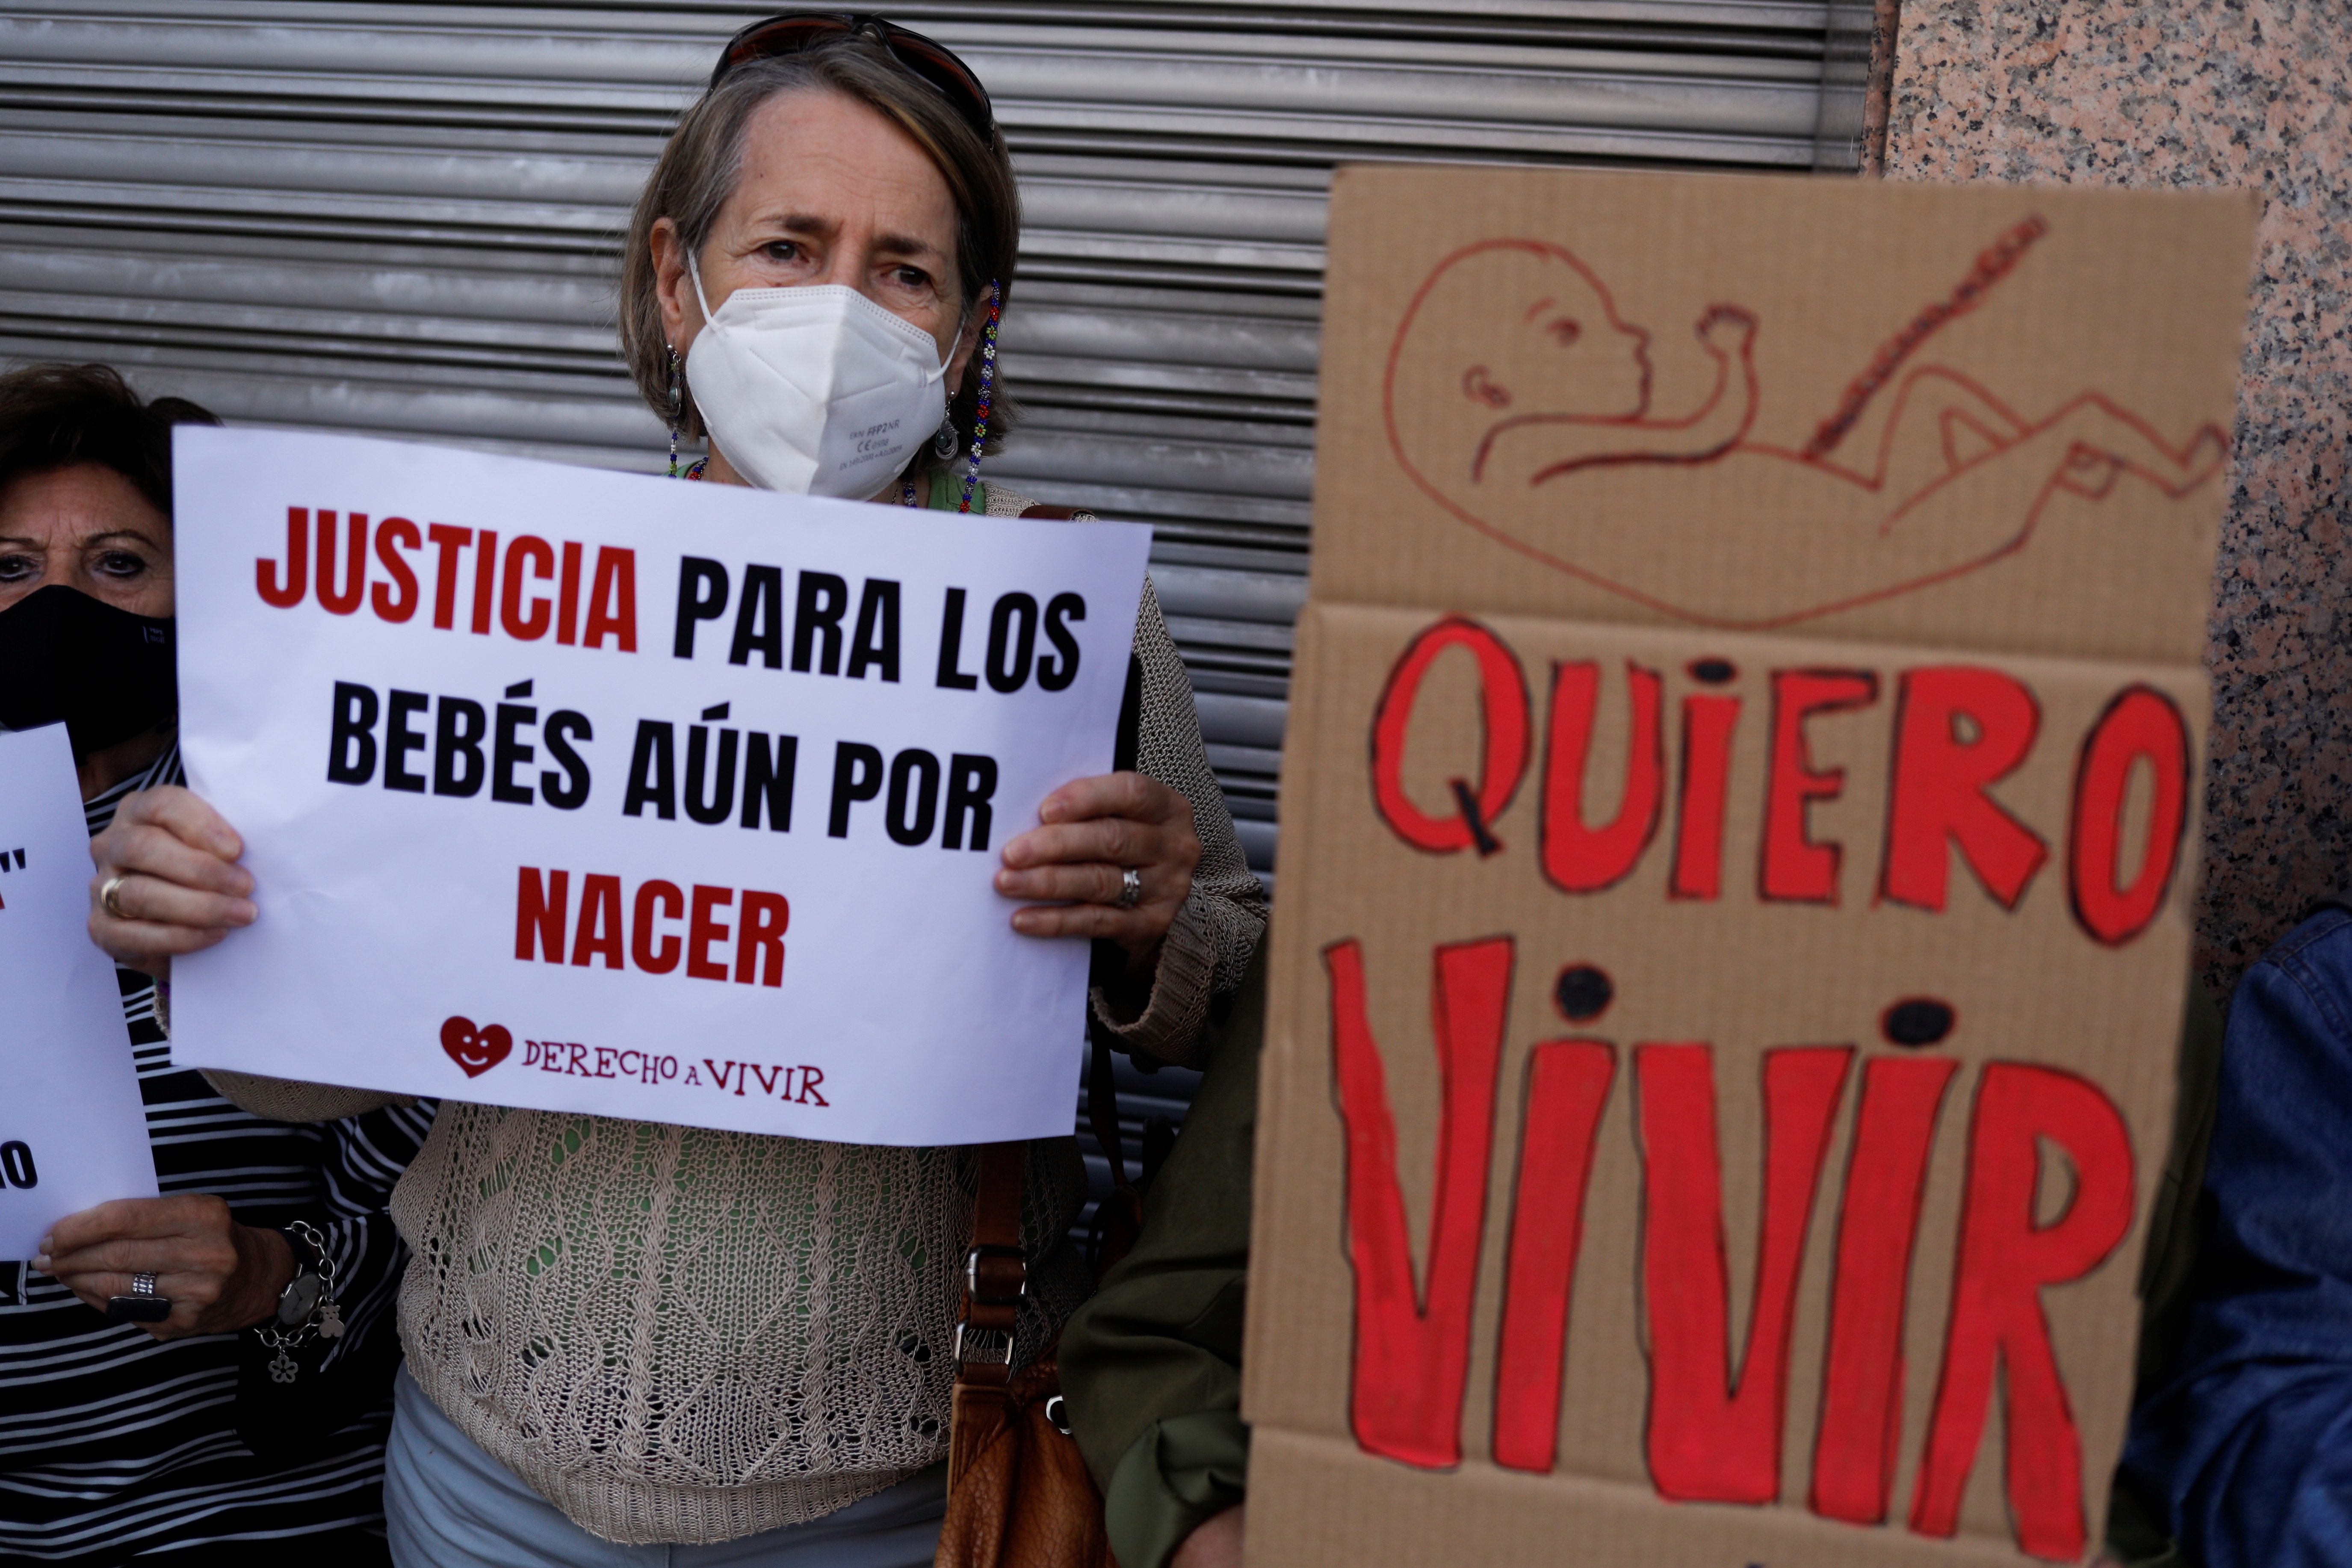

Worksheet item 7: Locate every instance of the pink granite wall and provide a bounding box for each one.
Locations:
[1886,0,2352,986]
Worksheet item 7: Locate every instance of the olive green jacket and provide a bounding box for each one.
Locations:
[1059,946,1264,1568]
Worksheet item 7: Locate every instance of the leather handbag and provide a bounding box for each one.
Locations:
[937,586,1135,1566]
[935,1141,1116,1568]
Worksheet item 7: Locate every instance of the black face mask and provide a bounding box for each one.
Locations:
[0,585,175,763]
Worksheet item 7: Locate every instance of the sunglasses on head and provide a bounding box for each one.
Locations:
[711,12,995,142]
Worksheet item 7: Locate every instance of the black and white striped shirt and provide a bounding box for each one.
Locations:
[0,744,431,1562]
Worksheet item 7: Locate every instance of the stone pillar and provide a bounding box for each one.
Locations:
[1886,1,2350,986]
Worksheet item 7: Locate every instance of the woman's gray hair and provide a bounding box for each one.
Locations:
[619,36,1020,457]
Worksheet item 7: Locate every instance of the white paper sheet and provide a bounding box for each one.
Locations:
[0,722,158,1258]
[168,427,1152,1146]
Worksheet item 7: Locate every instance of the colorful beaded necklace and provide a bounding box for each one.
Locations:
[954,283,1002,514]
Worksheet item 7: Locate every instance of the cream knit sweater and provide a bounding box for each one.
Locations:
[206,491,1267,1543]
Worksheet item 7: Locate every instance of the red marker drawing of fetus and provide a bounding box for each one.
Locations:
[1382,223,2229,628]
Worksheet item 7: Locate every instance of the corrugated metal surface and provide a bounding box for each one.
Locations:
[0,1,1861,1192]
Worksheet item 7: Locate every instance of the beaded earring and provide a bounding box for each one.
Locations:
[957,282,1002,515]
[665,343,683,478]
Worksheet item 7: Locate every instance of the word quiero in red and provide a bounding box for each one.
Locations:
[1328,936,2129,1562]
[1368,617,2189,945]
[514,867,787,986]
[258,508,638,651]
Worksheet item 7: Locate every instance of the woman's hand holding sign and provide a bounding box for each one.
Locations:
[997,770,1200,981]
[35,1195,296,1340]
[86,785,256,977]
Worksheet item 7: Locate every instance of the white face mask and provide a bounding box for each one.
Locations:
[685,256,953,499]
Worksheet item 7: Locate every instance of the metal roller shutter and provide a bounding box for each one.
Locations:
[0,0,1864,1189]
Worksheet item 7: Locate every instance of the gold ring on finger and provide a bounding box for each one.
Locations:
[100,872,133,921]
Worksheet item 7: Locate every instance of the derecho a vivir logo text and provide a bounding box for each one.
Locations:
[438,1013,827,1104]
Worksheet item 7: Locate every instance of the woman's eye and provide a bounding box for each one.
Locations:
[95,551,147,578]
[762,240,803,263]
[0,554,33,582]
[891,266,931,292]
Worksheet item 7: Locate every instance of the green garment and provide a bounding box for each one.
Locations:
[925,469,984,511]
[1059,945,1265,1568]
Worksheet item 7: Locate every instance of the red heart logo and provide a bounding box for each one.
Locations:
[440,1015,512,1078]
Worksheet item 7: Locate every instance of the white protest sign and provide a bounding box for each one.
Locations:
[169,427,1151,1146]
[0,722,158,1257]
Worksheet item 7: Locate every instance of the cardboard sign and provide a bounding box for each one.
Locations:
[1244,171,2254,1566]
[169,428,1149,1147]
[0,723,158,1257]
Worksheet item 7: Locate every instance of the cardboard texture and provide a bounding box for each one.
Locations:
[1244,168,2254,1567]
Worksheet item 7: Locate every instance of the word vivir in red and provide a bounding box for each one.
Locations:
[515,867,788,986]
[258,508,638,652]
[1367,616,2189,945]
[1327,938,2131,1563]
[702,1057,828,1105]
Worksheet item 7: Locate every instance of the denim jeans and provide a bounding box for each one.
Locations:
[385,1368,946,1568]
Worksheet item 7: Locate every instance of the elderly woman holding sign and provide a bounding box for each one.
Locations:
[87,15,1265,1567]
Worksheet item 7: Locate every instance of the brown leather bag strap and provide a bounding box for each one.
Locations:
[966,1140,1027,1331]
[948,1140,1027,1491]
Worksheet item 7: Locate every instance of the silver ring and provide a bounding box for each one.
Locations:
[100,872,133,921]
[1113,867,1141,909]
[130,1272,158,1297]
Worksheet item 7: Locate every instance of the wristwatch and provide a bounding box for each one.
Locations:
[256,1220,344,1385]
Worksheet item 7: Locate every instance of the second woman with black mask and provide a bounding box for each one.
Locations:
[0,363,431,1566]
